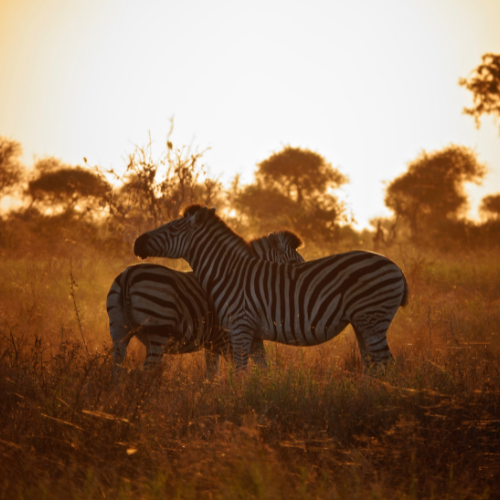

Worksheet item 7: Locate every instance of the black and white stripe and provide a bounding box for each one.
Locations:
[107,231,304,375]
[134,205,409,370]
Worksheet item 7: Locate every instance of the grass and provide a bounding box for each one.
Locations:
[0,246,499,499]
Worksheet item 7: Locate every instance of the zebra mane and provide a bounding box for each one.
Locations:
[184,204,252,254]
[183,205,303,254]
[183,204,207,218]
[248,231,302,250]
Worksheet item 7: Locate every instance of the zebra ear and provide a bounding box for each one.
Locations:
[190,206,216,228]
[267,232,284,252]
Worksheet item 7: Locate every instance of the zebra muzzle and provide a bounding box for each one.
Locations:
[134,234,150,259]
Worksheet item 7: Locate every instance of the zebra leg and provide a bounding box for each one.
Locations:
[107,279,132,380]
[136,329,167,370]
[351,313,394,368]
[230,325,255,371]
[111,333,130,368]
[204,350,221,379]
[249,338,267,369]
[111,335,131,382]
[352,324,373,368]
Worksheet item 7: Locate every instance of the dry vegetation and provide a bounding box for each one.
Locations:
[1,243,499,500]
[3,56,500,498]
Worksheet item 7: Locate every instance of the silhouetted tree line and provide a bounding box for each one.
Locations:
[1,53,500,256]
[0,133,360,257]
[1,136,499,257]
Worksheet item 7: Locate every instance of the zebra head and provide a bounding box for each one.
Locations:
[134,205,217,260]
[251,231,305,264]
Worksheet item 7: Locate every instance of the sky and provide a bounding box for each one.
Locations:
[0,0,499,228]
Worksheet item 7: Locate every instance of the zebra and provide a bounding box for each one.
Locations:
[134,205,409,371]
[107,230,304,376]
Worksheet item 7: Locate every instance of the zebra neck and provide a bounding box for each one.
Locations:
[188,219,252,289]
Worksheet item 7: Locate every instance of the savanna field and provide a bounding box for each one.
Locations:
[1,240,499,500]
[2,7,500,498]
[1,129,500,498]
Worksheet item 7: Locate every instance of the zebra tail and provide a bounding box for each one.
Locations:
[400,272,409,307]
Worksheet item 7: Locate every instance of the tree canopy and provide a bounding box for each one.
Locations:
[0,137,24,198]
[384,145,487,237]
[235,146,348,244]
[459,53,500,134]
[27,158,110,213]
[256,146,347,203]
[480,193,500,219]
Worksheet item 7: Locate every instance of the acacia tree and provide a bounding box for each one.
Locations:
[459,53,500,134]
[27,157,110,214]
[0,137,24,199]
[480,193,500,220]
[384,145,487,238]
[235,146,348,244]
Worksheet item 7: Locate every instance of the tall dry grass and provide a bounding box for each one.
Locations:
[0,245,499,499]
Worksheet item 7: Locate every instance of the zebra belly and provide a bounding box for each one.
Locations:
[258,293,347,346]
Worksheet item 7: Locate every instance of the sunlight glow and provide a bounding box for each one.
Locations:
[1,0,499,227]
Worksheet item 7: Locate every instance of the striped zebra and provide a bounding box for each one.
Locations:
[134,205,409,370]
[107,230,304,376]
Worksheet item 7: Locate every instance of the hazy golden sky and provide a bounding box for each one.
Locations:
[1,0,499,227]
